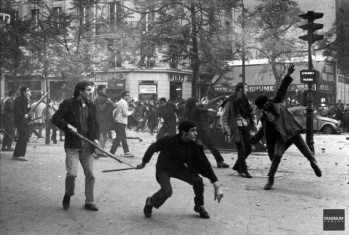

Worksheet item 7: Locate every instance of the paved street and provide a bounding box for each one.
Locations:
[0,130,348,234]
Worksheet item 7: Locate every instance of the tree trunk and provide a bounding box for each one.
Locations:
[190,3,199,99]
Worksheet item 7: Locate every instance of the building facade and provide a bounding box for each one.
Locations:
[1,0,233,102]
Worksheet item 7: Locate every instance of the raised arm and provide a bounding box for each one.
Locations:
[274,63,295,103]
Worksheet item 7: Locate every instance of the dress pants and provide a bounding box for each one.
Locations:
[233,126,252,173]
[110,122,129,154]
[149,168,204,209]
[13,122,28,157]
[1,117,15,149]
[268,133,317,177]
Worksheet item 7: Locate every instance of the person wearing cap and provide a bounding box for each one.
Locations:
[252,63,322,190]
[137,120,223,219]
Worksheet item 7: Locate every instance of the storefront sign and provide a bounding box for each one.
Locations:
[170,74,184,82]
[0,12,11,24]
[248,85,275,92]
[139,85,157,94]
[94,81,108,86]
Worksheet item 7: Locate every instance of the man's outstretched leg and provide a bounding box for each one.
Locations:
[264,155,282,190]
[293,133,322,177]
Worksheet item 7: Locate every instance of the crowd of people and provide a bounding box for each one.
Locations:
[0,65,345,217]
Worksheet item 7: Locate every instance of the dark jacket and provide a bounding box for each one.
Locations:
[13,96,29,124]
[93,93,113,132]
[2,96,15,118]
[254,75,303,146]
[51,97,99,150]
[142,134,218,183]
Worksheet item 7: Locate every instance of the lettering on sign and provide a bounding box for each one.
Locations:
[94,81,108,86]
[170,74,184,82]
[139,85,157,94]
[0,12,11,24]
[248,85,275,92]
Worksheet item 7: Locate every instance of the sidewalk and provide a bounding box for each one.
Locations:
[0,131,348,234]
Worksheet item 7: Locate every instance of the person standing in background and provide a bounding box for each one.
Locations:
[110,91,135,157]
[13,86,32,161]
[93,85,113,157]
[1,90,16,151]
[42,99,58,144]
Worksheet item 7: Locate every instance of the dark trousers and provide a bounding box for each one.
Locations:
[156,121,176,140]
[149,169,204,209]
[148,116,157,134]
[268,133,317,178]
[233,126,252,173]
[1,117,15,149]
[13,122,28,157]
[196,125,224,163]
[48,119,57,143]
[110,122,129,154]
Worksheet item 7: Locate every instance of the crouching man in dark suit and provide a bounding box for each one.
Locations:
[137,120,223,219]
[52,81,100,211]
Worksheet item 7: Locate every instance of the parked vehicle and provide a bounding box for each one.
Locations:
[208,115,267,152]
[288,106,341,134]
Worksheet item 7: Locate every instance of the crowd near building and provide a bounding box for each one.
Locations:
[0,0,348,106]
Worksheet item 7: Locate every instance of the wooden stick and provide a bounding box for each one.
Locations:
[102,167,137,173]
[28,92,48,115]
[72,132,134,168]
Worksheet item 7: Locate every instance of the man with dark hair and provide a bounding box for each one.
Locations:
[157,97,178,140]
[252,63,322,190]
[52,81,100,211]
[13,86,32,161]
[1,90,16,151]
[221,82,257,178]
[110,90,134,157]
[137,120,223,219]
[93,84,113,157]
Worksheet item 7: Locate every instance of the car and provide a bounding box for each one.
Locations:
[288,106,341,134]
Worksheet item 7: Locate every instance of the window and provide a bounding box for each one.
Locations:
[31,9,39,30]
[109,1,122,30]
[116,50,121,67]
[52,7,62,13]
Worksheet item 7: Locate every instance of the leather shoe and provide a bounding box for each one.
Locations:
[217,162,229,168]
[143,197,153,218]
[7,148,14,151]
[194,205,210,219]
[85,204,99,211]
[264,177,274,190]
[62,195,70,210]
[232,166,242,174]
[241,172,252,178]
[310,161,322,177]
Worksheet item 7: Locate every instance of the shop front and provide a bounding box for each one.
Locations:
[169,73,184,101]
[139,82,157,101]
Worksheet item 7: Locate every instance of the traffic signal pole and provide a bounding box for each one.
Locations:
[298,11,324,153]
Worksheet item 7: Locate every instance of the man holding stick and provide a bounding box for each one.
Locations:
[137,120,223,219]
[52,81,100,211]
